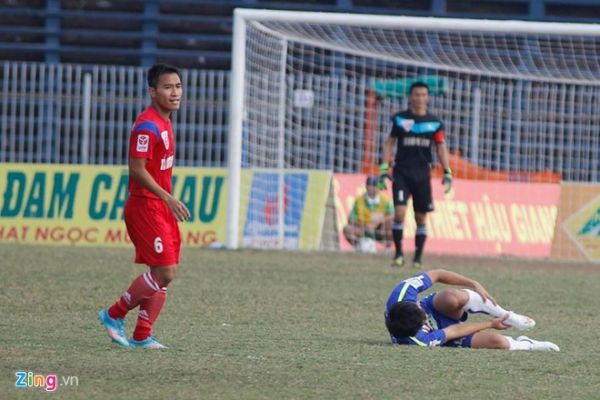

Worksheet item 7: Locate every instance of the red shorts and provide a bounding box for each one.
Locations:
[124,196,181,267]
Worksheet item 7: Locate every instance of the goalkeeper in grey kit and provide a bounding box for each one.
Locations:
[380,82,452,268]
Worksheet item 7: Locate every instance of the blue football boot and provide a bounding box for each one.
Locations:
[98,308,129,347]
[128,336,168,349]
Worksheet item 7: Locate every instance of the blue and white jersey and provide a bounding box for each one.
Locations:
[385,272,447,347]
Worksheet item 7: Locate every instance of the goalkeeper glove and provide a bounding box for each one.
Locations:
[442,168,453,194]
[378,163,390,190]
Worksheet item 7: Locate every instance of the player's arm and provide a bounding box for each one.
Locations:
[129,157,190,222]
[432,125,450,171]
[426,269,496,304]
[435,141,451,171]
[427,269,476,286]
[434,128,453,193]
[377,135,397,190]
[347,201,360,224]
[443,315,509,341]
[382,135,396,168]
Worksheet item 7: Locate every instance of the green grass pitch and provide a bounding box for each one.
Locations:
[1,244,599,399]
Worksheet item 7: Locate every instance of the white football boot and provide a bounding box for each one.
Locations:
[504,311,536,330]
[517,336,560,352]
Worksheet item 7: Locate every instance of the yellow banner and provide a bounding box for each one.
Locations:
[0,163,227,247]
[300,171,331,249]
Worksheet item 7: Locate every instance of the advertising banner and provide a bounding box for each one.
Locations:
[551,183,600,262]
[334,174,560,258]
[0,163,227,247]
[241,170,331,250]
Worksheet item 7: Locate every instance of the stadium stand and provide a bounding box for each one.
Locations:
[1,0,599,69]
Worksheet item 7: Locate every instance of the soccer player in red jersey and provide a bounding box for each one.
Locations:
[99,64,190,349]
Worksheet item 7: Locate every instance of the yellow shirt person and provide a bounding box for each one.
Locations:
[344,175,394,252]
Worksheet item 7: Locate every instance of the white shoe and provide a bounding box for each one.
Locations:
[517,336,560,352]
[505,311,535,330]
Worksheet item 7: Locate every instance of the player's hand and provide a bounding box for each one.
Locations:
[442,168,453,194]
[378,163,391,190]
[165,196,191,222]
[490,314,509,330]
[472,281,497,306]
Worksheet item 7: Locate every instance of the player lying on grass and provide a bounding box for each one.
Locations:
[385,269,559,351]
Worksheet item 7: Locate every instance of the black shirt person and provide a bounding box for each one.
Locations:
[380,82,452,268]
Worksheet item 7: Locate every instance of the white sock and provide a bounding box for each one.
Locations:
[462,289,509,317]
[504,336,532,351]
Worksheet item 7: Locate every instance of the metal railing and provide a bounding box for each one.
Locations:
[0,61,230,167]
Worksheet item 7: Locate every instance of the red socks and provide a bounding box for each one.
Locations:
[108,271,163,319]
[133,289,167,341]
[107,271,169,341]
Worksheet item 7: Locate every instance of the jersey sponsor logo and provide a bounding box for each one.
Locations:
[160,155,174,170]
[161,130,170,150]
[402,137,431,147]
[400,118,415,132]
[136,135,149,152]
[404,275,425,289]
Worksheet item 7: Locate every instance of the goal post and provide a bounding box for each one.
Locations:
[226,12,246,250]
[227,8,600,258]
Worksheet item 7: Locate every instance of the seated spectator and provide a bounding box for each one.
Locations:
[343,175,394,251]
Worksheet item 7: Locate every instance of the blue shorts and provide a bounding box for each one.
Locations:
[420,293,473,348]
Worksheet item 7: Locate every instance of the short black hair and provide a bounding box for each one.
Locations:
[147,63,181,88]
[385,301,427,338]
[409,81,429,95]
[366,175,379,187]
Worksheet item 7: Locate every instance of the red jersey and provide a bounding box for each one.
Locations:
[128,105,175,199]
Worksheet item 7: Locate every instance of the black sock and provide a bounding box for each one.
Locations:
[392,221,404,258]
[414,225,427,262]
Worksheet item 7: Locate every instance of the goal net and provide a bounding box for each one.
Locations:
[227,9,600,259]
